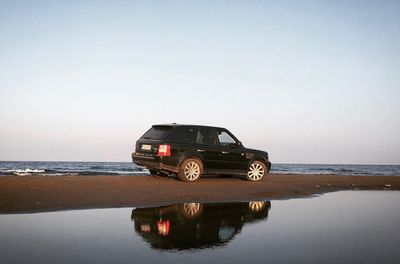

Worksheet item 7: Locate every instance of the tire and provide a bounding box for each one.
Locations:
[177,158,202,182]
[248,201,267,212]
[245,161,267,181]
[178,203,203,218]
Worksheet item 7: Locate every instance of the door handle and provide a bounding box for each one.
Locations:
[197,149,205,152]
[221,151,229,154]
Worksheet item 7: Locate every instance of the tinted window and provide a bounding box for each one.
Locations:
[168,127,196,143]
[217,130,236,146]
[196,128,215,145]
[141,126,173,140]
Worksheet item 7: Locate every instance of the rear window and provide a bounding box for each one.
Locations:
[141,126,173,140]
[167,127,196,143]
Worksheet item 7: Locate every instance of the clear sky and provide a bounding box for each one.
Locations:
[1,0,399,164]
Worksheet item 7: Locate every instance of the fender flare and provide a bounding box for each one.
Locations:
[248,155,269,168]
[178,151,205,174]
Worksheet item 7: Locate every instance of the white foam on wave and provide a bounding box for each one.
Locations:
[0,168,46,176]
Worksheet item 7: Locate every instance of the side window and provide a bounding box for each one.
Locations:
[169,127,196,143]
[217,130,236,146]
[196,128,215,145]
[181,127,196,143]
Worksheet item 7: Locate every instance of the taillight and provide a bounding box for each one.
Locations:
[157,220,170,236]
[157,144,171,156]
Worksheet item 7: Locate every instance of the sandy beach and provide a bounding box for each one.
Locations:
[1,174,399,214]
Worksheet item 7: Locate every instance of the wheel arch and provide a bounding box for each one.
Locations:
[248,155,269,168]
[178,151,205,174]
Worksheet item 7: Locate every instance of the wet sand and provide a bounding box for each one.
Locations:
[0,174,399,213]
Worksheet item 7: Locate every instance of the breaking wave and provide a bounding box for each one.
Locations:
[0,162,148,176]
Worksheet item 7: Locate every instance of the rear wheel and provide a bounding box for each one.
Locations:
[177,159,202,182]
[178,203,203,218]
[245,161,266,181]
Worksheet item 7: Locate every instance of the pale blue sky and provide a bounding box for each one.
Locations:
[1,0,399,164]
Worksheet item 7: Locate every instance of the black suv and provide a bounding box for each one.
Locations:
[130,201,271,250]
[131,124,271,182]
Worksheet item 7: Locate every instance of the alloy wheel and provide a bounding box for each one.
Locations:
[247,162,265,181]
[182,203,202,217]
[248,201,266,212]
[184,161,200,181]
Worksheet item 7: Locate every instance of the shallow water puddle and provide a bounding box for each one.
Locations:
[1,191,399,264]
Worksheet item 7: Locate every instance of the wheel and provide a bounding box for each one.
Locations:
[177,158,202,182]
[245,161,266,181]
[248,201,267,212]
[178,203,203,218]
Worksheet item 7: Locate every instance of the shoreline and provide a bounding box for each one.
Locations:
[1,174,399,214]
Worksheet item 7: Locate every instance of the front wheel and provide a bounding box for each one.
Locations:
[245,161,267,181]
[248,201,267,212]
[177,159,202,182]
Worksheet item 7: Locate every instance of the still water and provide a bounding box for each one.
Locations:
[1,191,399,264]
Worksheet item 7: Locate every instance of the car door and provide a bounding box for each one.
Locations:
[194,127,221,170]
[215,129,248,170]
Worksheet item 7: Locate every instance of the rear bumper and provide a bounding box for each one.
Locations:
[131,153,179,173]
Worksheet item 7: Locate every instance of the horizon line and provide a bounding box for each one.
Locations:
[0,160,399,166]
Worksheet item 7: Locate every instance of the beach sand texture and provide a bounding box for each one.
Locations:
[1,174,399,214]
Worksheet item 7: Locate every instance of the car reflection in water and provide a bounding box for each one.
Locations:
[131,201,271,251]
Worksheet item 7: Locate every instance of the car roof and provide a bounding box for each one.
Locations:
[152,123,225,130]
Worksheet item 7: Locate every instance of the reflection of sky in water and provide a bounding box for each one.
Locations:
[1,191,400,264]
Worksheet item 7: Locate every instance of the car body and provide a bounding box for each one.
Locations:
[130,201,271,251]
[131,124,271,182]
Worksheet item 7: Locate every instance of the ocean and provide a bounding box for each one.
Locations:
[0,161,399,176]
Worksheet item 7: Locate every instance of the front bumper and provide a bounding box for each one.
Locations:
[267,161,272,172]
